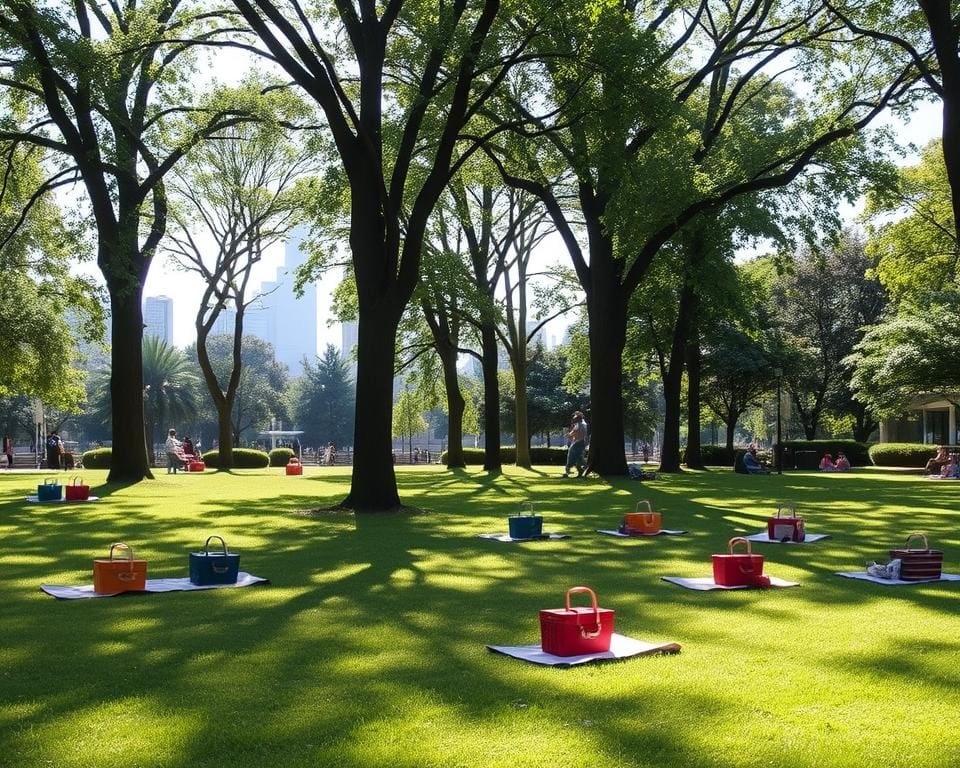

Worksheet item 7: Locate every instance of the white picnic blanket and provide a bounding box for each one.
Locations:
[661,575,799,591]
[40,572,269,599]
[487,633,681,666]
[744,532,829,544]
[597,529,687,537]
[477,532,569,542]
[836,572,960,586]
[26,496,100,504]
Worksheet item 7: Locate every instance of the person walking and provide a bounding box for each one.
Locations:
[3,435,12,469]
[165,428,183,474]
[562,411,589,478]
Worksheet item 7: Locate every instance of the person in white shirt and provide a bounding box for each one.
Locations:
[165,428,183,474]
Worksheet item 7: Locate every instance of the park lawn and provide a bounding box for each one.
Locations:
[1,465,959,768]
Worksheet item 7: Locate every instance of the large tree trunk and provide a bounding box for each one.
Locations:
[342,303,402,510]
[685,319,705,469]
[479,321,501,472]
[724,409,737,453]
[514,366,531,468]
[660,281,695,473]
[106,282,153,482]
[584,279,628,475]
[439,345,466,468]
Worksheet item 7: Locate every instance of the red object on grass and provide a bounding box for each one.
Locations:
[187,460,205,472]
[766,502,805,541]
[712,537,766,586]
[285,458,303,476]
[539,586,615,656]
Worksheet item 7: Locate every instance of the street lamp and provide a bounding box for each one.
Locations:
[774,368,783,475]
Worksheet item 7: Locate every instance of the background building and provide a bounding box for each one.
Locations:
[143,295,173,345]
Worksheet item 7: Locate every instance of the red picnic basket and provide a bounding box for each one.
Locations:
[93,542,147,594]
[285,458,303,476]
[65,476,90,501]
[766,502,805,542]
[539,586,615,656]
[620,499,662,535]
[890,533,943,581]
[187,459,206,472]
[712,537,767,587]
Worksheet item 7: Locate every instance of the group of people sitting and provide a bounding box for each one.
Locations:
[819,452,851,472]
[925,445,959,478]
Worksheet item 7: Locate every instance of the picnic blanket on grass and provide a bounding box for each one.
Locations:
[477,533,570,542]
[41,572,269,599]
[661,575,799,591]
[487,633,681,666]
[836,572,960,586]
[597,529,687,537]
[26,496,100,504]
[744,532,829,544]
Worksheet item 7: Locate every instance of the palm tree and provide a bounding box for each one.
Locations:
[142,336,199,461]
[88,336,199,463]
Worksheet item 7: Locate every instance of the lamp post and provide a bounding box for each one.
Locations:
[774,368,783,475]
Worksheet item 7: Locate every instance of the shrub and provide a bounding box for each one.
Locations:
[684,445,735,466]
[780,440,871,467]
[201,448,270,469]
[868,442,934,468]
[269,447,296,467]
[81,448,111,469]
[440,446,567,465]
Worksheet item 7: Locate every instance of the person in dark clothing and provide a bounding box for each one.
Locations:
[3,436,12,469]
[46,432,62,471]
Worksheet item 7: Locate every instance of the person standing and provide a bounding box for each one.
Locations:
[45,432,62,471]
[562,411,589,478]
[3,436,13,469]
[165,428,183,474]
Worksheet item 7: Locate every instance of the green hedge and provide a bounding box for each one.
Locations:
[868,442,935,468]
[201,448,270,469]
[683,445,735,466]
[781,440,871,467]
[269,448,296,467]
[440,446,568,465]
[81,448,111,469]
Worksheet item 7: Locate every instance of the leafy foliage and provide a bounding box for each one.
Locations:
[289,345,355,450]
[868,442,936,468]
[80,447,111,469]
[269,448,296,467]
[201,448,270,469]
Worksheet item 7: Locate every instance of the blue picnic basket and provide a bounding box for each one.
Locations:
[37,478,63,502]
[189,535,240,585]
[508,502,543,539]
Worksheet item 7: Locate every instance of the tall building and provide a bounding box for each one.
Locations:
[143,295,173,345]
[341,320,358,379]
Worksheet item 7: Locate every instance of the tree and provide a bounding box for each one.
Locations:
[488,0,917,477]
[291,345,355,450]
[184,335,289,448]
[230,0,515,510]
[393,386,428,463]
[164,105,316,468]
[0,1,249,481]
[142,337,199,462]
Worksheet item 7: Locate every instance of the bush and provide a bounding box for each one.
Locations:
[81,448,111,469]
[269,448,296,467]
[440,446,567,465]
[868,442,934,468]
[201,448,270,469]
[684,445,735,466]
[780,440,871,467]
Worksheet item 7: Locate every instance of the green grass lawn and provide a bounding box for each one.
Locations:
[2,465,959,768]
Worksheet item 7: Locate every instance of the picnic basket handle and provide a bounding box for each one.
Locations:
[635,500,653,515]
[523,501,537,516]
[45,477,57,486]
[203,535,229,556]
[565,586,602,639]
[288,457,300,465]
[777,502,796,519]
[728,537,752,555]
[108,542,134,567]
[71,476,84,486]
[904,533,929,551]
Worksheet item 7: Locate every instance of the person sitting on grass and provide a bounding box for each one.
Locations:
[834,452,851,471]
[940,455,958,479]
[819,453,836,471]
[742,446,769,475]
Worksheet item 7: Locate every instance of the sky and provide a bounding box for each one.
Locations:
[140,95,943,353]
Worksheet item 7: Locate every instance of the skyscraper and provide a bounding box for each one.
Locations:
[143,295,173,345]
